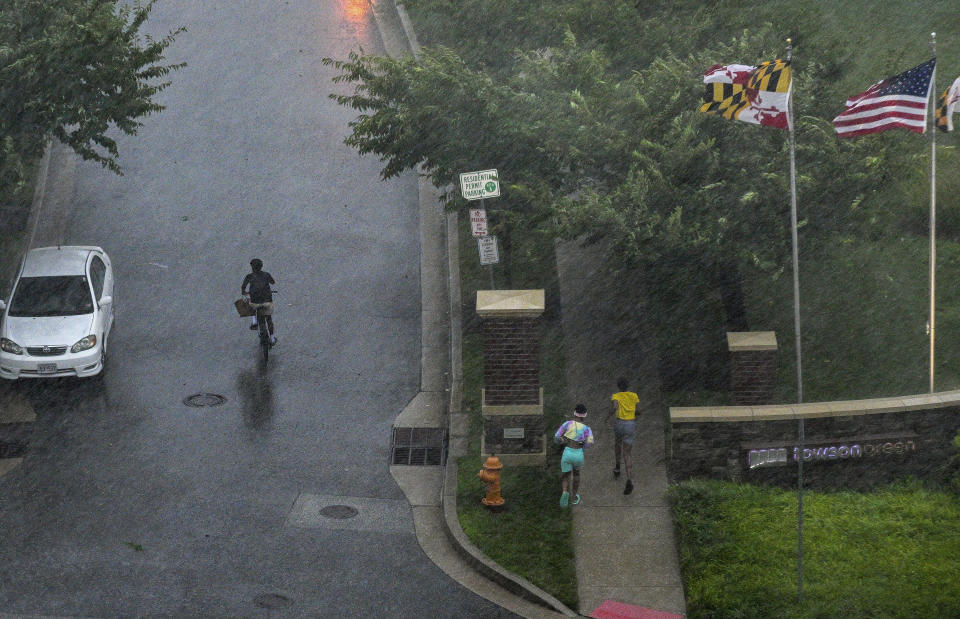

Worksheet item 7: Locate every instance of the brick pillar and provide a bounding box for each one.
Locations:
[727,331,777,405]
[477,290,545,466]
[482,317,540,404]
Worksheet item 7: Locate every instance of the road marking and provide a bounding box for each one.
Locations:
[287,493,413,533]
[0,458,23,477]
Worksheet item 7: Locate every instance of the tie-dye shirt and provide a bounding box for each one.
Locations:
[554,420,594,449]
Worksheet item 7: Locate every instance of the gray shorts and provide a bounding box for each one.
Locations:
[613,418,635,446]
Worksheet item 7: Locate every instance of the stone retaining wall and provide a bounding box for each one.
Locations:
[669,391,960,488]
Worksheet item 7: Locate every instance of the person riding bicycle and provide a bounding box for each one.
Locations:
[241,258,276,345]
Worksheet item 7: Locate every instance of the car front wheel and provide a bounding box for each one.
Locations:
[90,338,107,381]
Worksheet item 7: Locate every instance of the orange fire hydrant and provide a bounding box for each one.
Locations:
[478,455,505,508]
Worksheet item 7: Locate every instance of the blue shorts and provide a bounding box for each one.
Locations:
[614,419,635,446]
[560,447,584,473]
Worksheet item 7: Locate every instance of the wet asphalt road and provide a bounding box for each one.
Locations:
[0,1,512,616]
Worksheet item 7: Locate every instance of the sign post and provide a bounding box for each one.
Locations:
[460,169,501,288]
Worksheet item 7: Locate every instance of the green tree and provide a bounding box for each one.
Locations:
[324,32,882,274]
[323,25,893,390]
[0,0,184,192]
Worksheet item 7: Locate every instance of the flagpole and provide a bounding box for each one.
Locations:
[929,32,937,393]
[785,38,805,604]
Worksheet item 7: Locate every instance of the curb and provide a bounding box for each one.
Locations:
[392,0,421,54]
[380,3,578,616]
[24,142,52,254]
[441,460,579,617]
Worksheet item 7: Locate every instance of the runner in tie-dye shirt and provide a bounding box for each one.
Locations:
[553,404,594,507]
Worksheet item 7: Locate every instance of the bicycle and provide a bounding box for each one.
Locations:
[246,291,276,362]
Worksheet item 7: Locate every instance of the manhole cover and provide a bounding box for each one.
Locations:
[319,504,359,519]
[253,593,293,609]
[183,393,227,407]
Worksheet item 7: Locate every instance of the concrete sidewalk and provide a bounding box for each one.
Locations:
[556,239,687,618]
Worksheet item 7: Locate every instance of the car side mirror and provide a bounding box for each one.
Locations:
[99,296,112,308]
[0,300,5,311]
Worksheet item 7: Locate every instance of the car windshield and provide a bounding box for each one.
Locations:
[8,276,94,317]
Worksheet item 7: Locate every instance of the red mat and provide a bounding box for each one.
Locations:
[589,600,685,619]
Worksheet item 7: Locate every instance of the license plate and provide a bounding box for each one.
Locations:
[37,363,57,374]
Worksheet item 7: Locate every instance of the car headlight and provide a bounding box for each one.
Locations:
[0,338,23,355]
[70,334,97,353]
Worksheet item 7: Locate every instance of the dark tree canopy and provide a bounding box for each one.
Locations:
[0,0,184,191]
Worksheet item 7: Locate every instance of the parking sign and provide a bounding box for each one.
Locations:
[459,169,500,201]
[478,236,499,265]
[469,209,488,237]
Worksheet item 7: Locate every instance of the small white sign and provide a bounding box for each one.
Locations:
[469,208,488,237]
[503,427,525,440]
[459,169,500,201]
[478,235,499,266]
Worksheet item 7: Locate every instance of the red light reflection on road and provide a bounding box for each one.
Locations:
[340,0,370,23]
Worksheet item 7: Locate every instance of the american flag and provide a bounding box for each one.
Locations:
[833,59,935,138]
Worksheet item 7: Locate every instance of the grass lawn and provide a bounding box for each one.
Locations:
[456,455,577,609]
[669,478,960,618]
[664,234,960,618]
[454,217,578,609]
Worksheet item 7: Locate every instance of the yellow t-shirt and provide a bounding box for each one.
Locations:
[611,391,640,420]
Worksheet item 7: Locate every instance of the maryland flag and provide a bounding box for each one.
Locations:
[700,60,792,130]
[936,76,960,132]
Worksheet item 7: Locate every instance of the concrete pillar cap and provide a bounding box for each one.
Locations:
[477,289,545,318]
[727,331,777,351]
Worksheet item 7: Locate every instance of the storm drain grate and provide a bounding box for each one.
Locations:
[183,393,227,407]
[390,427,447,466]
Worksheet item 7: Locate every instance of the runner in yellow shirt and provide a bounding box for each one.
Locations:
[608,377,640,495]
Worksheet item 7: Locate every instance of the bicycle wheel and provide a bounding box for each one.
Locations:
[257,310,270,362]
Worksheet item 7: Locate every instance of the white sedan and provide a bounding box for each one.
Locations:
[0,246,114,379]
